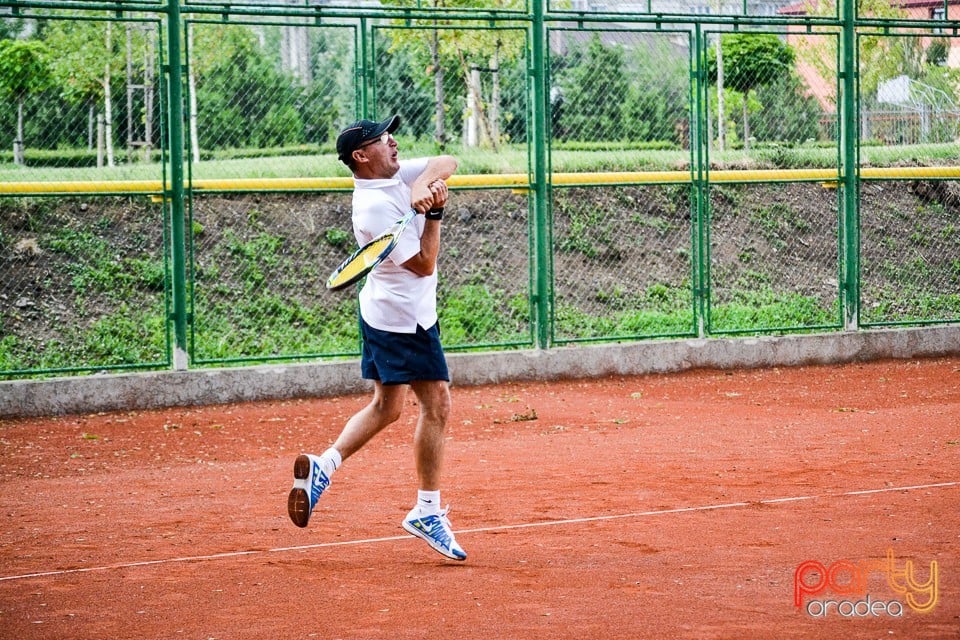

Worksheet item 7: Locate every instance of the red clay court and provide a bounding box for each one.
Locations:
[1,356,958,639]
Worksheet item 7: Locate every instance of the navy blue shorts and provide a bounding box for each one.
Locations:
[360,319,449,385]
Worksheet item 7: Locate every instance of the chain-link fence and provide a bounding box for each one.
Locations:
[0,195,169,373]
[1,1,958,378]
[0,15,164,180]
[861,180,960,325]
[707,182,841,334]
[552,184,696,342]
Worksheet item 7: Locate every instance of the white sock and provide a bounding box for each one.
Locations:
[417,490,441,514]
[321,447,342,476]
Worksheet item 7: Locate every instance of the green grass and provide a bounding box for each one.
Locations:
[191,295,361,361]
[710,291,838,332]
[0,306,169,374]
[4,275,959,376]
[554,302,694,340]
[554,285,846,342]
[438,284,530,347]
[3,140,958,186]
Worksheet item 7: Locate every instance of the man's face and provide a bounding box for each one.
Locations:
[353,132,399,178]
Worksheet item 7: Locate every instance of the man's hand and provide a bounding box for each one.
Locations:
[410,182,436,214]
[428,179,448,211]
[410,155,457,213]
[411,178,448,214]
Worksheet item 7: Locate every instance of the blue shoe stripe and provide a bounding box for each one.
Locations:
[309,461,330,506]
[414,516,452,547]
[407,515,465,559]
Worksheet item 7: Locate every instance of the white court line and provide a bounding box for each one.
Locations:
[2,480,956,583]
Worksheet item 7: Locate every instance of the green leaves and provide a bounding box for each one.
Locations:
[707,33,795,95]
[0,39,52,98]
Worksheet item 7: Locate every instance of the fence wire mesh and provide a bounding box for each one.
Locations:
[707,30,834,161]
[708,183,841,333]
[189,193,360,363]
[860,180,960,325]
[1,2,958,377]
[0,15,164,181]
[0,196,169,374]
[184,21,353,178]
[552,185,695,343]
[436,190,532,349]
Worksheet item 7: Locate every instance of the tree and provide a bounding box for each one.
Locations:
[303,29,354,146]
[375,24,459,145]
[748,71,821,144]
[380,0,525,148]
[625,36,689,145]
[795,0,908,107]
[185,24,254,161]
[557,34,631,142]
[0,15,28,41]
[0,39,51,165]
[43,17,123,167]
[191,24,305,151]
[707,33,795,149]
[374,41,437,138]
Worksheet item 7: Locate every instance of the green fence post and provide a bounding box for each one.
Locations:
[359,17,369,117]
[839,0,860,330]
[166,0,188,369]
[693,25,709,338]
[530,0,551,349]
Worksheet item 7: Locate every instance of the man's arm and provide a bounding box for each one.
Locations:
[402,173,452,277]
[409,155,457,214]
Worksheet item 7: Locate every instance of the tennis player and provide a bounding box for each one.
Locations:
[286,114,466,561]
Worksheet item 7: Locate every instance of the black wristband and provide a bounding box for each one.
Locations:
[425,207,444,220]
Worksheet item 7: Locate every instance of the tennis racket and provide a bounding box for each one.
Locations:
[325,209,417,291]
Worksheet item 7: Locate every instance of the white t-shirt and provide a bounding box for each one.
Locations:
[352,158,438,333]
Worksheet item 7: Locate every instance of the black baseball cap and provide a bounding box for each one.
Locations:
[336,115,400,165]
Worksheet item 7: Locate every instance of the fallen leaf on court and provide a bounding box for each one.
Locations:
[510,407,538,422]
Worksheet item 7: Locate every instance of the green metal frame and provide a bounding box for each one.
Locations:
[1,0,958,377]
[698,26,846,337]
[840,0,860,331]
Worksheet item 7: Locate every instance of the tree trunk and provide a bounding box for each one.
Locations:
[104,21,115,167]
[432,29,446,146]
[88,101,95,150]
[742,93,750,151]
[144,30,155,161]
[14,96,24,165]
[716,37,725,152]
[489,46,500,146]
[297,25,311,85]
[97,112,105,168]
[466,66,479,146]
[188,27,200,163]
[126,25,134,161]
[464,63,494,148]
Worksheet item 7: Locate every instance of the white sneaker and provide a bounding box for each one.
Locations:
[402,506,467,561]
[287,454,331,528]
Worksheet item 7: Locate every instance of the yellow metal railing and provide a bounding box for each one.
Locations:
[3,166,959,196]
